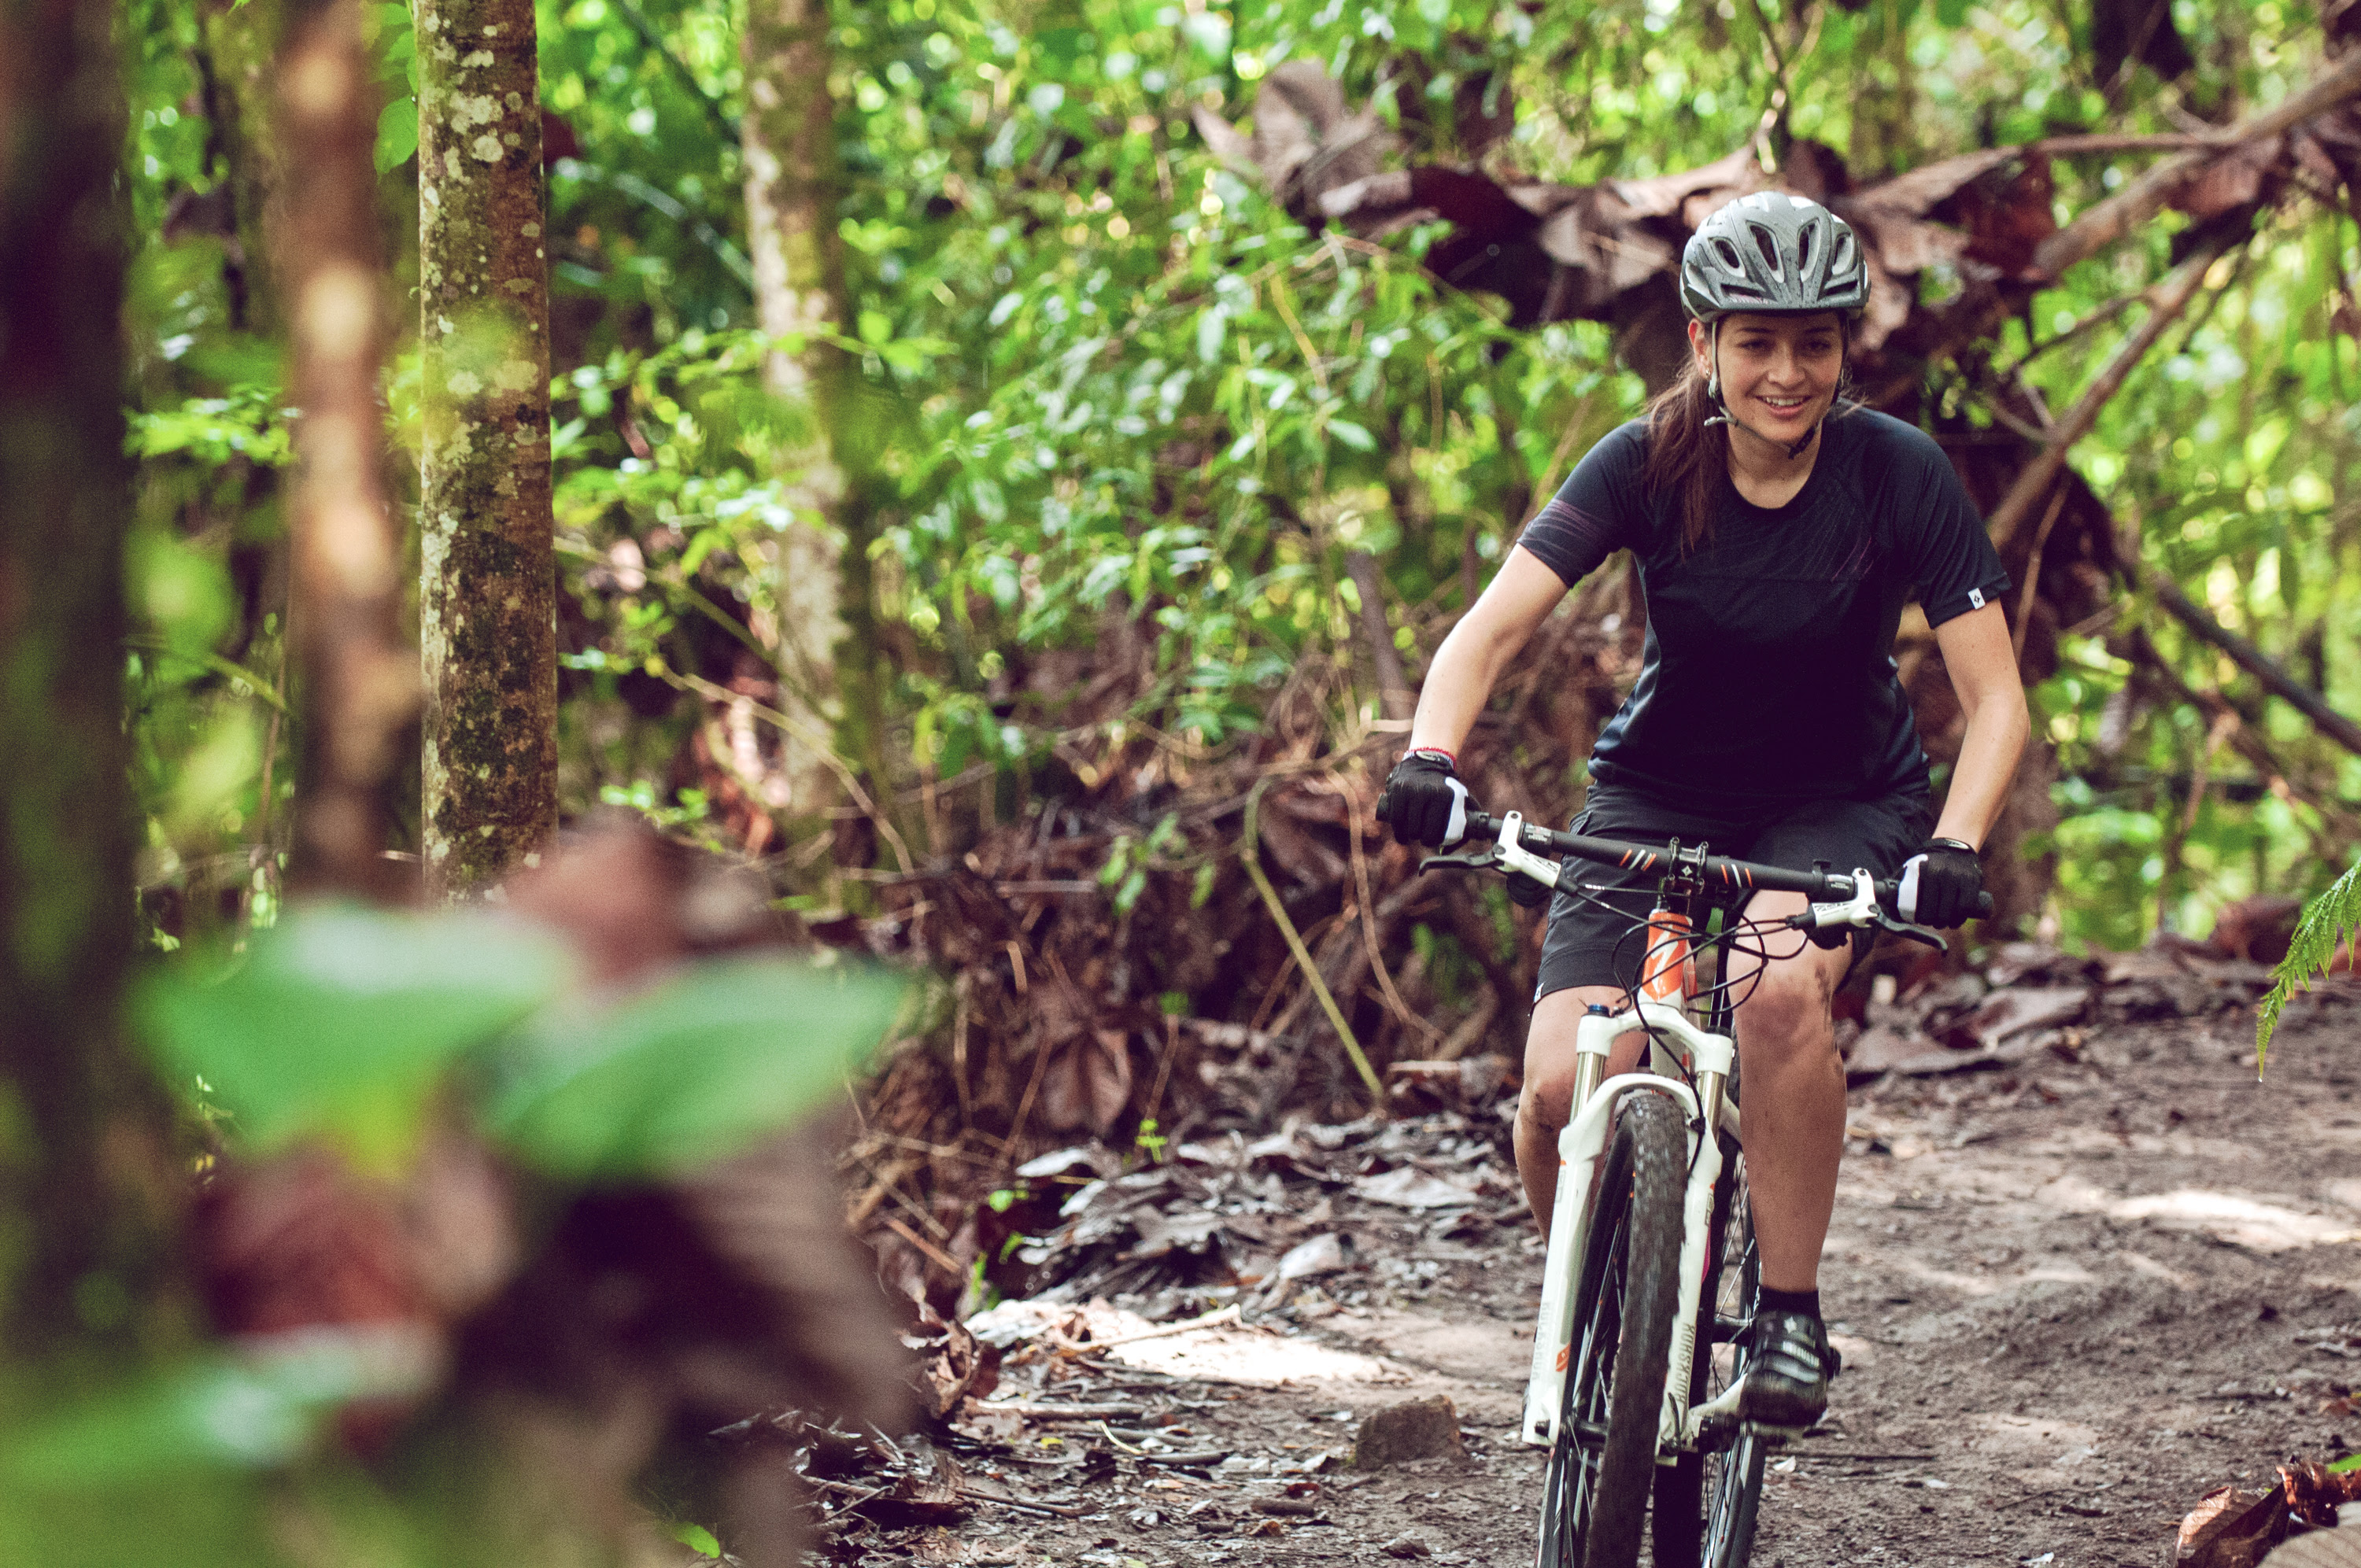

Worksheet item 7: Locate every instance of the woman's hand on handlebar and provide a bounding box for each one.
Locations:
[1896,839,1984,928]
[1376,748,1473,847]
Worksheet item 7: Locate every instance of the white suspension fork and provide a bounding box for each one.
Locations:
[1521,1002,1739,1452]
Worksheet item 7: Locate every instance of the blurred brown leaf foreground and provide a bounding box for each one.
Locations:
[194,815,914,1563]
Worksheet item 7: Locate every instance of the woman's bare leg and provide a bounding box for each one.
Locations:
[1515,983,1643,1240]
[1724,889,1853,1293]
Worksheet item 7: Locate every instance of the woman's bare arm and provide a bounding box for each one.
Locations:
[1406,546,1572,757]
[1928,601,2030,848]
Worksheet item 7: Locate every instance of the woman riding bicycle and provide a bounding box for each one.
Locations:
[1376,192,2029,1433]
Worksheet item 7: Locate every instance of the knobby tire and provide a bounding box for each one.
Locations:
[1651,1131,1767,1568]
[1535,1089,1687,1568]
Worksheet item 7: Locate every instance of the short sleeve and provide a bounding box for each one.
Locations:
[1897,430,2012,627]
[1515,421,1650,588]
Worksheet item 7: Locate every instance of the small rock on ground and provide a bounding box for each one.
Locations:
[1354,1395,1465,1467]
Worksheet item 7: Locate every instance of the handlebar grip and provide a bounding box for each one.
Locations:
[1871,880,1997,921]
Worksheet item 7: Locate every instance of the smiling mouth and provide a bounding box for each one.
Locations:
[1757,396,1811,418]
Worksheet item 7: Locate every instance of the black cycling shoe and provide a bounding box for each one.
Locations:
[1736,1310,1841,1430]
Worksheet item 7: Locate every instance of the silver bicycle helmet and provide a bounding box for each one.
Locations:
[1679,192,1868,322]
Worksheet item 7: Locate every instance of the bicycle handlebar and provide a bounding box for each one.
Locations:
[1457,809,1996,921]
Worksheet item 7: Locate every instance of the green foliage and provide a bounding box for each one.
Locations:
[106,0,2361,947]
[370,1,419,171]
[671,1522,723,1557]
[139,904,907,1177]
[6,1343,394,1483]
[2256,858,2361,1067]
[137,906,577,1167]
[0,904,908,1551]
[59,0,2361,1547]
[485,953,906,1179]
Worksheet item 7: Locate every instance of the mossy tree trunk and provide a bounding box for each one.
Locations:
[279,0,417,898]
[741,0,862,828]
[0,0,168,1350]
[196,0,287,334]
[417,0,556,899]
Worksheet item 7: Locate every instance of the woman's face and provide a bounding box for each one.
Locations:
[1689,311,1844,449]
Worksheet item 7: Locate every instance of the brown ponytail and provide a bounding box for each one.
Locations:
[1641,355,1723,557]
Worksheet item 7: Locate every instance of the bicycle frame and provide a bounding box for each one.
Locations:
[1520,980,1743,1460]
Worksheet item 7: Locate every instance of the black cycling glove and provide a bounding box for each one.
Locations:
[1896,839,1982,927]
[1376,748,1472,847]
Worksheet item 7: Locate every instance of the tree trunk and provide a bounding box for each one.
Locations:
[197,0,288,334]
[0,0,165,1349]
[280,0,417,900]
[417,0,556,899]
[741,0,852,823]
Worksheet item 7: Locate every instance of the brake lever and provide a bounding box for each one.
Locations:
[1786,872,1953,955]
[1416,809,1565,891]
[1802,867,1879,933]
[1870,912,1949,954]
[1491,810,1564,891]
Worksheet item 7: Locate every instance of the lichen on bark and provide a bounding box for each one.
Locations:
[417,0,555,899]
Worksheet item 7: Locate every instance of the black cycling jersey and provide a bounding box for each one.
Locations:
[1516,406,2010,814]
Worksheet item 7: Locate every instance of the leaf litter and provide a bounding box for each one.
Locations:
[802,944,2361,1566]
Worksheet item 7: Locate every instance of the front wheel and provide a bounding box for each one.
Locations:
[1651,1133,1766,1568]
[1535,1090,1687,1568]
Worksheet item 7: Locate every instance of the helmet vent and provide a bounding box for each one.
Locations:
[1680,192,1870,322]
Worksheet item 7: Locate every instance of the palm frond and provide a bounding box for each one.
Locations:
[2257,858,2361,1072]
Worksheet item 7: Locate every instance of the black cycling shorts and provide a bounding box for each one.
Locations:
[1532,782,1931,1002]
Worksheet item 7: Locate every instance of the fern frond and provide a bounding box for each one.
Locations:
[2257,858,2361,1072]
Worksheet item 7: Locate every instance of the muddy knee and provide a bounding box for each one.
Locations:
[1737,965,1838,1065]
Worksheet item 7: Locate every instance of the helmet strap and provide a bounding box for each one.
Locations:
[1702,319,1735,434]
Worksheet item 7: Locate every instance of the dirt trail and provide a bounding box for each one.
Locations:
[833,989,2361,1568]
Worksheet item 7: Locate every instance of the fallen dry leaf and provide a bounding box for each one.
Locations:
[2176,1483,2289,1567]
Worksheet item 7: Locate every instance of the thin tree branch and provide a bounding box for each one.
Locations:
[2034,50,2361,279]
[1241,780,1385,1104]
[2120,626,2361,846]
[2124,555,2361,760]
[2029,132,2230,154]
[1343,550,1413,722]
[1985,234,2233,559]
[1325,774,1440,1046]
[124,635,290,714]
[669,668,917,873]
[2010,485,2069,664]
[1441,879,1531,1047]
[1996,289,2141,378]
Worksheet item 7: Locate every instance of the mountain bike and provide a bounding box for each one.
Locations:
[1420,806,1985,1568]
